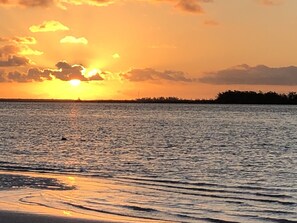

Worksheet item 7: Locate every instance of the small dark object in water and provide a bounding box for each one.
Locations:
[61,137,67,141]
[79,167,86,172]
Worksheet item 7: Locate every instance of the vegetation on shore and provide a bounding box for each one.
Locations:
[215,90,297,104]
[136,91,297,104]
[1,91,297,104]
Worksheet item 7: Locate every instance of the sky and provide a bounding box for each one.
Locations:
[0,0,297,100]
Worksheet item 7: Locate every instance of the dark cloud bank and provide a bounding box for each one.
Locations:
[200,64,297,86]
[0,61,103,82]
[1,61,297,86]
[122,64,297,86]
[121,68,194,82]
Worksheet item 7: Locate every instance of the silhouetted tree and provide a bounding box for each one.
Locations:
[215,90,295,104]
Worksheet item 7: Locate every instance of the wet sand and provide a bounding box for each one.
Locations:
[0,211,113,223]
[0,171,165,223]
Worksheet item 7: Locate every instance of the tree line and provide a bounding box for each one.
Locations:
[136,91,297,104]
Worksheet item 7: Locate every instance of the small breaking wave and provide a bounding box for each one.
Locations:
[0,174,75,190]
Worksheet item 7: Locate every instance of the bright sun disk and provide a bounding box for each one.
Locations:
[69,79,81,87]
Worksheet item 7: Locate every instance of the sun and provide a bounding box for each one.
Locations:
[69,79,81,87]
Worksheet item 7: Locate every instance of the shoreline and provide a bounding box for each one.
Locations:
[0,171,164,223]
[0,210,114,223]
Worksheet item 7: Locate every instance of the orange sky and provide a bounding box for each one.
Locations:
[0,0,297,99]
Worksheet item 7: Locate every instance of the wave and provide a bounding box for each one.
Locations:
[0,164,113,178]
[116,177,296,205]
[0,173,75,190]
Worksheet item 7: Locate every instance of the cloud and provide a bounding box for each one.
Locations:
[0,37,43,56]
[53,61,88,80]
[112,53,120,59]
[0,0,212,14]
[0,69,51,82]
[258,0,284,6]
[204,19,219,26]
[0,69,6,82]
[26,68,52,81]
[0,44,19,57]
[60,0,115,7]
[0,55,29,67]
[18,0,55,7]
[0,0,114,8]
[12,36,37,45]
[175,0,205,14]
[0,43,42,57]
[0,0,55,7]
[18,45,43,56]
[0,41,40,67]
[52,61,103,81]
[29,20,69,33]
[60,36,88,45]
[156,0,213,14]
[87,73,104,81]
[200,64,297,86]
[121,68,194,82]
[0,61,104,82]
[7,71,31,82]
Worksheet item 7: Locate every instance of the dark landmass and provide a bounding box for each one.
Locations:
[1,91,297,104]
[215,90,297,104]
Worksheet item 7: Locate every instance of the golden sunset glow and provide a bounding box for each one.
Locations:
[0,0,296,99]
[69,79,81,87]
[87,69,101,78]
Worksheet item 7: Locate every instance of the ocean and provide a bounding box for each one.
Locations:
[0,102,296,222]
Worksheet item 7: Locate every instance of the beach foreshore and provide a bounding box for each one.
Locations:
[0,210,113,223]
[0,171,164,223]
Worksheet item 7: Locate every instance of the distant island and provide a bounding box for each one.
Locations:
[1,91,297,104]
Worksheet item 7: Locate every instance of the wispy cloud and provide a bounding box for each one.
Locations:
[0,0,115,8]
[0,36,37,45]
[175,0,205,14]
[112,53,120,59]
[204,19,219,26]
[60,36,88,45]
[12,36,37,45]
[258,0,284,6]
[154,0,213,14]
[18,45,43,56]
[60,0,115,7]
[29,20,69,33]
[200,64,297,86]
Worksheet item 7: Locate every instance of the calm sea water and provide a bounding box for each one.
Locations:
[0,102,296,222]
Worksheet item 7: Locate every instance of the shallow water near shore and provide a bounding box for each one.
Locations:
[0,102,296,222]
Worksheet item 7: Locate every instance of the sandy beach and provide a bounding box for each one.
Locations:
[0,171,165,223]
[0,211,113,223]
